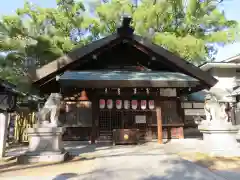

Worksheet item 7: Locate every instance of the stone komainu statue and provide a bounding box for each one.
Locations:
[204,94,228,123]
[37,93,62,127]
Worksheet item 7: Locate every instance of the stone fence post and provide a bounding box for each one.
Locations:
[0,113,8,159]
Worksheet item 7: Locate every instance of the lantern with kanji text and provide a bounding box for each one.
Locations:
[124,100,130,109]
[99,99,105,109]
[131,100,138,110]
[148,100,155,109]
[141,100,147,110]
[107,99,113,109]
[116,99,122,109]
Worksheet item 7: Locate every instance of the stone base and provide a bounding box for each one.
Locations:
[199,124,240,157]
[17,152,68,164]
[17,126,68,164]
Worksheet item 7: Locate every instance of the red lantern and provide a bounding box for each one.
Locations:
[116,99,122,109]
[131,100,138,110]
[149,100,155,109]
[107,99,113,109]
[141,100,147,110]
[99,99,105,109]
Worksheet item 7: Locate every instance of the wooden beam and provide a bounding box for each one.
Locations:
[59,80,200,88]
[156,107,162,144]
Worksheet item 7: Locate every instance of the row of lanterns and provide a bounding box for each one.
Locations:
[99,99,155,110]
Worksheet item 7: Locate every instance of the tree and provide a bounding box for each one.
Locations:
[91,0,239,64]
[0,0,239,90]
[0,0,97,90]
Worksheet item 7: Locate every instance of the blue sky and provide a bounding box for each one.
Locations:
[1,0,240,62]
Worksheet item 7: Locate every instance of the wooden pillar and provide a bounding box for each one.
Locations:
[156,107,162,144]
[91,95,97,144]
[177,90,184,139]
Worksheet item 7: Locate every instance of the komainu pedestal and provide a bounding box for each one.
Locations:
[198,94,240,157]
[199,123,240,157]
[18,126,68,163]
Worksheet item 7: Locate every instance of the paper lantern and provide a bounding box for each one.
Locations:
[116,99,122,109]
[124,100,130,109]
[149,100,155,109]
[131,100,138,110]
[99,99,105,109]
[141,100,147,110]
[107,99,113,109]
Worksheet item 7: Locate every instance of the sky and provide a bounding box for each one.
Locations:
[0,0,240,62]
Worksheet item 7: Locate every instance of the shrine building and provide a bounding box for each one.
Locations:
[28,17,217,144]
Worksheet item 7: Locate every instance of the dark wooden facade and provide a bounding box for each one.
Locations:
[29,17,217,143]
[59,88,185,142]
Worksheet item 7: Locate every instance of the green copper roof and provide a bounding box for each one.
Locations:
[59,71,200,88]
[60,71,198,81]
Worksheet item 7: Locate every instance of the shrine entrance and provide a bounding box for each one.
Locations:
[99,108,156,141]
[98,89,158,142]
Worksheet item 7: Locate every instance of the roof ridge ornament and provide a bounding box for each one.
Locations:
[117,16,134,37]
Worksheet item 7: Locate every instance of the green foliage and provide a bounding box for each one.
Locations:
[0,0,239,91]
[0,0,95,92]
[91,0,239,63]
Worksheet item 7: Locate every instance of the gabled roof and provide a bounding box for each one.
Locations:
[29,17,217,88]
[28,33,120,83]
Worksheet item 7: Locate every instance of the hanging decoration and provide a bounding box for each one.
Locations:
[131,100,138,110]
[99,99,105,109]
[141,100,147,110]
[116,99,122,109]
[133,88,137,94]
[146,88,149,95]
[107,99,113,109]
[124,100,130,109]
[149,100,155,109]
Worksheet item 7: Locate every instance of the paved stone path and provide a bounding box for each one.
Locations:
[74,155,226,180]
[1,140,239,180]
